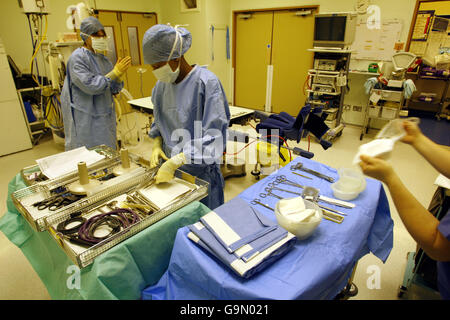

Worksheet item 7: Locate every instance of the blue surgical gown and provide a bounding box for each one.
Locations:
[437,208,450,299]
[149,65,231,210]
[61,47,123,150]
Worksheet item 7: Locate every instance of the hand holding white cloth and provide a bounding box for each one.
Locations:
[155,153,186,184]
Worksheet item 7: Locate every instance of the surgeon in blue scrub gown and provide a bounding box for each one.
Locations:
[142,24,231,210]
[61,17,131,150]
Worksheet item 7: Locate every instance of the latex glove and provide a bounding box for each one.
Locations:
[150,136,169,168]
[358,155,396,184]
[400,120,423,146]
[107,56,132,79]
[115,56,132,74]
[155,153,186,184]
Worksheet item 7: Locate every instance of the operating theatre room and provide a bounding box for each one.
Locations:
[0,0,449,304]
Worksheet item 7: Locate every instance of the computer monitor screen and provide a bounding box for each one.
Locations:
[314,16,347,42]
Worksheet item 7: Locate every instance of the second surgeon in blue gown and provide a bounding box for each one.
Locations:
[142,24,231,210]
[61,17,131,151]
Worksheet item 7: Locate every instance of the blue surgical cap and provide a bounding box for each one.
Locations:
[142,24,192,65]
[80,16,104,42]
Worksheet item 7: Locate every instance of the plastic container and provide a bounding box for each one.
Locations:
[381,106,398,119]
[368,105,381,117]
[375,117,420,140]
[275,198,322,240]
[330,168,366,200]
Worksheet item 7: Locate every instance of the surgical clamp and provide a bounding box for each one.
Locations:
[275,175,305,189]
[291,163,335,183]
[265,186,347,216]
[250,199,274,211]
[272,175,354,209]
[260,190,283,200]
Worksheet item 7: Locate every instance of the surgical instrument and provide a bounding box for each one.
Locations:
[291,163,335,183]
[321,211,344,224]
[250,199,274,211]
[263,185,348,217]
[33,193,84,211]
[275,175,305,189]
[266,186,301,196]
[290,167,313,180]
[260,190,283,200]
[135,166,160,190]
[271,175,355,209]
[301,187,345,223]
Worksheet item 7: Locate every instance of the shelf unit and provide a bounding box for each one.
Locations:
[406,71,449,120]
[17,85,52,145]
[306,48,352,139]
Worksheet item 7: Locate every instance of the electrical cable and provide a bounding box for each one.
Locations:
[77,208,140,245]
[224,134,292,162]
[44,94,64,130]
[29,14,48,87]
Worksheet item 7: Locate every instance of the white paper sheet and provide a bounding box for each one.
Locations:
[138,178,194,209]
[36,147,105,179]
[434,174,450,190]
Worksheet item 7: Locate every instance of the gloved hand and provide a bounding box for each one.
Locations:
[108,56,132,79]
[150,136,169,168]
[155,153,186,184]
[358,155,396,184]
[115,56,132,74]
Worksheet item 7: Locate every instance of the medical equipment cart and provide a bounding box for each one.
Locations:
[360,88,405,140]
[306,48,352,139]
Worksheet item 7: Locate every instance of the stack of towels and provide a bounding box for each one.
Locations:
[187,197,297,278]
[277,197,321,224]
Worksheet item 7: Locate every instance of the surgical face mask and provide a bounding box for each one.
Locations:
[91,37,109,54]
[152,61,180,83]
[152,26,183,84]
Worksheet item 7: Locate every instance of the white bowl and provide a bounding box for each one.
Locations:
[275,198,323,240]
[330,168,366,200]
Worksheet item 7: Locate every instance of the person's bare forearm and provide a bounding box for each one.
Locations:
[385,173,448,260]
[412,134,450,178]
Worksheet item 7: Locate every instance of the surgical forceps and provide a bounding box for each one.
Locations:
[250,199,274,211]
[290,167,313,180]
[291,163,335,183]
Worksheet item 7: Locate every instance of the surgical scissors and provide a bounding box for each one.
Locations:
[33,193,83,211]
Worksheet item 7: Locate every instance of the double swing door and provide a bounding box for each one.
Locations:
[234,8,317,116]
[97,11,157,105]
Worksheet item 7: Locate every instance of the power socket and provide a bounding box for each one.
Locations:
[352,105,362,112]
